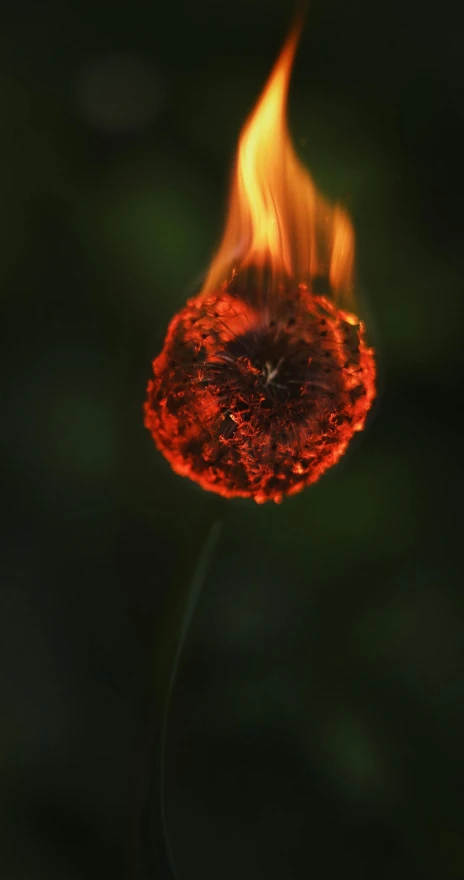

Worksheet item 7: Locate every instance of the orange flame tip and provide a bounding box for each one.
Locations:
[200,19,355,304]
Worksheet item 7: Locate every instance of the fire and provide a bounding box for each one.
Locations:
[144,21,376,503]
[200,21,354,302]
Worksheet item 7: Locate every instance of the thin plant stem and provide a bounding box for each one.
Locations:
[139,502,223,879]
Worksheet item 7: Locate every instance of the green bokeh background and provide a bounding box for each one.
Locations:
[1,1,463,878]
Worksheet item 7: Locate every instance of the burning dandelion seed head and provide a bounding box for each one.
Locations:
[144,282,375,503]
[144,20,376,503]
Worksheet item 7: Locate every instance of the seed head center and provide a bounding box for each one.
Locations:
[262,357,284,387]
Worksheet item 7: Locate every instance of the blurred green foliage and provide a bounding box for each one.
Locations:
[1,1,463,878]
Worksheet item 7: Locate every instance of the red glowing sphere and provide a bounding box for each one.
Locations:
[144,283,375,503]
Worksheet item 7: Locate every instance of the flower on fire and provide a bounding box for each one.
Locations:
[144,21,376,503]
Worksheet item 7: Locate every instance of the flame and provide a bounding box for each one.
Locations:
[200,21,355,303]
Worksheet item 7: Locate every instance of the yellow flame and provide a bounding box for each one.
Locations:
[200,21,355,302]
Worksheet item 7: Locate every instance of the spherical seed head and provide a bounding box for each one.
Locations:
[144,284,376,503]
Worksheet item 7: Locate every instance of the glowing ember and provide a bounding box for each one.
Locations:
[144,21,376,503]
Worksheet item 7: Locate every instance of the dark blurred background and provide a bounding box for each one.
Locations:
[1,0,463,877]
